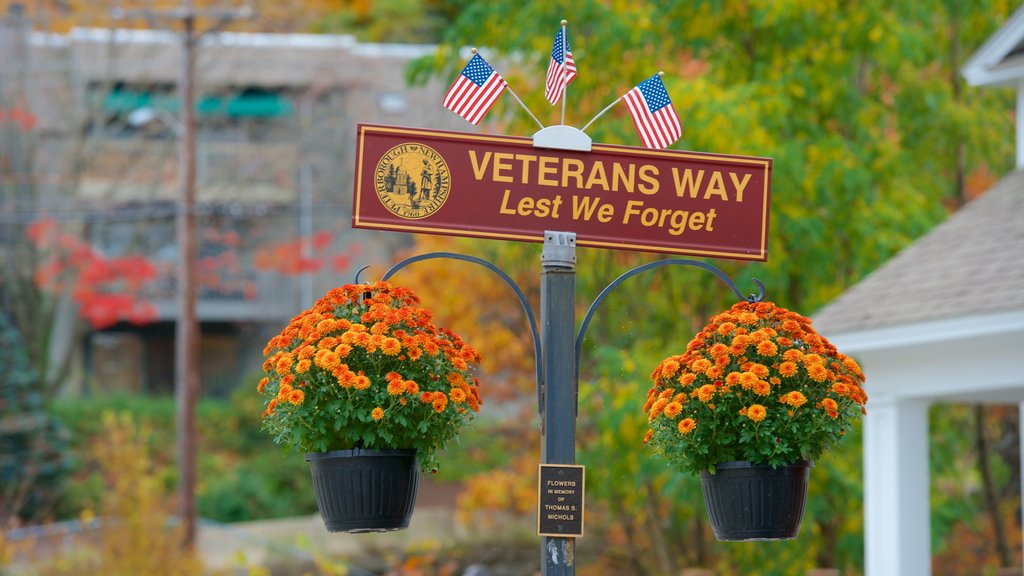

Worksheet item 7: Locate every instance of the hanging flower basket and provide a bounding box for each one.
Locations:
[306,448,419,533]
[258,282,483,532]
[700,460,813,541]
[644,301,867,541]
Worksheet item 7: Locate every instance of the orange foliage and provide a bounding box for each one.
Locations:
[965,165,998,202]
[456,451,539,527]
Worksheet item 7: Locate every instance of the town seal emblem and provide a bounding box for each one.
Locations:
[374,142,451,220]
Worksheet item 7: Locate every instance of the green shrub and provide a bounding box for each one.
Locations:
[199,451,316,522]
[50,380,320,523]
[0,311,72,524]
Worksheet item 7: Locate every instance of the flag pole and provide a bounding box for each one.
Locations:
[471,48,545,130]
[580,96,622,133]
[509,85,546,131]
[580,71,663,134]
[560,19,568,125]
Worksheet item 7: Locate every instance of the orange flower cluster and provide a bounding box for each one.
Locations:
[258,282,483,470]
[644,300,867,475]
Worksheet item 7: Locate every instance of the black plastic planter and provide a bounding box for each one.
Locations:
[305,448,419,533]
[699,460,813,541]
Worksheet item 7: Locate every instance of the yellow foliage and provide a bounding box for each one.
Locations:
[0,528,11,570]
[25,412,203,575]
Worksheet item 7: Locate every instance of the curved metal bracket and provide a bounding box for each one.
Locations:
[373,252,543,397]
[354,265,371,284]
[575,259,764,377]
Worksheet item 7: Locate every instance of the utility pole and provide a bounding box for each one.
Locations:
[113,0,252,550]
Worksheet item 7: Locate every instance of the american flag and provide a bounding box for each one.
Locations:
[623,74,682,149]
[443,53,508,125]
[544,28,576,105]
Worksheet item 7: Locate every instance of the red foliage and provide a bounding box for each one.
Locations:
[27,217,358,327]
[26,218,159,329]
[0,97,39,131]
[252,230,362,276]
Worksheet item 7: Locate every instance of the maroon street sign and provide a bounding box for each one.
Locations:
[352,123,771,261]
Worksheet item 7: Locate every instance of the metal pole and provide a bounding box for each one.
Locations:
[540,231,577,576]
[175,7,200,549]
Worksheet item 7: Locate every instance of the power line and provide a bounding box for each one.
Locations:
[0,203,349,222]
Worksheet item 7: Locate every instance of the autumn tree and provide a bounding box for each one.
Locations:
[402,1,1016,572]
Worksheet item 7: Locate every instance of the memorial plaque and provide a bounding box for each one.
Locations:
[538,464,585,537]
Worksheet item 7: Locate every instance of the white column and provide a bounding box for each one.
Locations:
[864,396,932,576]
[1017,81,1024,169]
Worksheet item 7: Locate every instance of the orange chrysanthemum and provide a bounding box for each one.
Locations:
[663,401,683,418]
[746,404,767,422]
[778,361,799,377]
[353,372,371,390]
[782,349,803,362]
[432,396,448,413]
[649,398,669,420]
[678,418,697,435]
[660,358,681,378]
[690,358,713,374]
[695,384,716,403]
[450,388,467,403]
[807,364,830,382]
[387,378,406,396]
[756,340,778,356]
[782,391,807,408]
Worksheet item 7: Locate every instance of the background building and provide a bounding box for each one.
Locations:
[0,4,467,397]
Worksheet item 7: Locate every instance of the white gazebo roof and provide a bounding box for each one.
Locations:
[814,171,1024,336]
[963,5,1024,88]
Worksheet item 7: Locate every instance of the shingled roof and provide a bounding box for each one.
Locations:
[813,169,1024,335]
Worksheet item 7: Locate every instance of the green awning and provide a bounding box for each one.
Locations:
[101,90,293,118]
